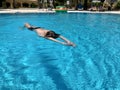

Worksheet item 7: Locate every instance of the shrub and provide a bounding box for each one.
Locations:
[113,0,120,10]
[31,3,37,8]
[2,1,7,8]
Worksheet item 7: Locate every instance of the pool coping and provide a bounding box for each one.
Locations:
[0,9,120,14]
[0,9,55,14]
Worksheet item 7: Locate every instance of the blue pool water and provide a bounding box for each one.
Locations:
[0,13,120,90]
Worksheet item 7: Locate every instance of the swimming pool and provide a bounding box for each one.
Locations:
[0,13,120,90]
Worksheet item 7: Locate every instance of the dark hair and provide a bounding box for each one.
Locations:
[28,27,41,31]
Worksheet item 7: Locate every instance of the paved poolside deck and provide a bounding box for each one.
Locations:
[0,9,55,13]
[0,8,120,14]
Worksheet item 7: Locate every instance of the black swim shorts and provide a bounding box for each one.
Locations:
[45,31,60,39]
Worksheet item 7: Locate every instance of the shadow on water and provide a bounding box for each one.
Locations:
[40,53,72,90]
